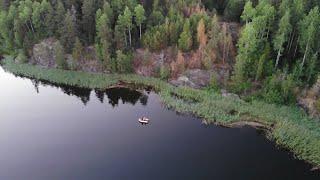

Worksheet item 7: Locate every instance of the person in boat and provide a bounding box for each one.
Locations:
[139,116,149,123]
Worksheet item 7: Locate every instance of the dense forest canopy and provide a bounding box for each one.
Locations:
[1,0,320,105]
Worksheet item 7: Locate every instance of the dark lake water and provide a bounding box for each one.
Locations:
[0,66,319,180]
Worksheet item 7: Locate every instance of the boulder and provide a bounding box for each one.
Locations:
[32,38,59,68]
[221,89,241,100]
[297,76,320,118]
[170,69,211,89]
[184,69,211,87]
[170,76,199,89]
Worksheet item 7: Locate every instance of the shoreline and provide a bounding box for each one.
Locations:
[2,57,320,169]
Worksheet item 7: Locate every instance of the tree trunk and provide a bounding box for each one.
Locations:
[128,29,132,46]
[29,19,35,34]
[293,36,300,58]
[301,41,309,67]
[124,32,127,47]
[275,48,281,68]
[222,37,226,64]
[286,31,293,51]
[288,29,295,52]
[25,23,31,33]
[139,24,142,39]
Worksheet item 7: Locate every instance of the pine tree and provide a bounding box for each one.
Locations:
[96,12,112,69]
[18,0,35,35]
[197,18,207,49]
[54,0,65,36]
[82,0,95,44]
[178,19,192,52]
[72,37,83,62]
[102,1,113,25]
[55,41,67,69]
[44,0,54,36]
[234,23,259,82]
[61,8,77,52]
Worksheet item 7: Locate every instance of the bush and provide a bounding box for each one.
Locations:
[116,50,133,73]
[159,65,170,80]
[170,51,186,77]
[223,0,246,21]
[55,41,67,70]
[142,25,168,51]
[315,98,320,112]
[229,81,252,94]
[15,50,28,64]
[142,49,152,66]
[262,74,296,105]
[208,72,220,91]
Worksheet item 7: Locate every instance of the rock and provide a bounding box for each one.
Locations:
[170,69,212,89]
[184,69,211,88]
[170,76,199,89]
[221,89,241,100]
[31,38,59,68]
[298,76,320,118]
[72,46,103,73]
[170,69,228,89]
[32,39,102,73]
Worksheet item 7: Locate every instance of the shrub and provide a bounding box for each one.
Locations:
[262,74,296,105]
[170,51,186,77]
[208,72,220,91]
[116,50,133,73]
[142,49,152,66]
[142,25,168,51]
[55,41,67,70]
[159,65,171,80]
[315,98,320,112]
[178,19,192,52]
[15,50,28,64]
[72,37,83,63]
[229,81,252,94]
[201,52,213,70]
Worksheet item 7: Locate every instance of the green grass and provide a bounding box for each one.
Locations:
[2,56,320,167]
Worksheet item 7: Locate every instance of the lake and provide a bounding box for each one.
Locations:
[0,66,319,179]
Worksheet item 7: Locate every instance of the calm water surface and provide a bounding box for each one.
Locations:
[0,67,319,180]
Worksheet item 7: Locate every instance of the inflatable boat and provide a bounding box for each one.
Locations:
[138,117,150,124]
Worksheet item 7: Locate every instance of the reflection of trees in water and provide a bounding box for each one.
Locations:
[95,89,105,103]
[31,80,40,93]
[31,79,91,105]
[94,88,148,107]
[30,78,148,106]
[59,85,91,105]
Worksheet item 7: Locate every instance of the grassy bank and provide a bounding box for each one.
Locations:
[2,57,320,167]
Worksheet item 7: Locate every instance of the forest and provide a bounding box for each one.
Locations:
[1,0,320,106]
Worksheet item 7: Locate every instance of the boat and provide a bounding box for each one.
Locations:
[138,117,150,124]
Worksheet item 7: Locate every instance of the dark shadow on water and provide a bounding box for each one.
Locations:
[28,77,149,107]
[104,87,148,107]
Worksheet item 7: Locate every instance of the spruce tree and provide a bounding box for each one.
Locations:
[60,8,77,53]
[54,0,65,36]
[178,19,192,52]
[72,37,83,62]
[55,41,67,69]
[82,0,95,44]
